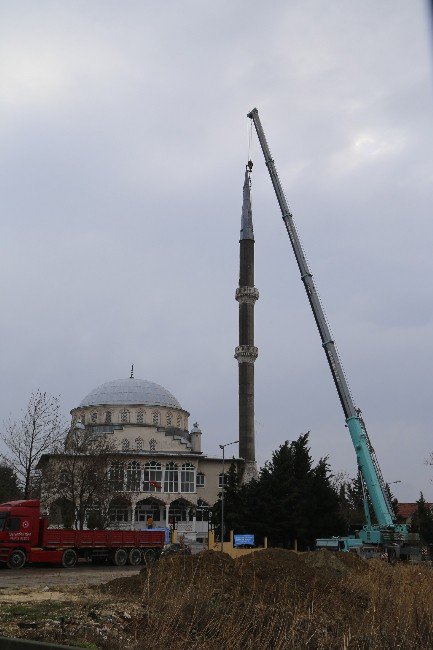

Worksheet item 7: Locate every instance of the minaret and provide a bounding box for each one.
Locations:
[235,162,259,480]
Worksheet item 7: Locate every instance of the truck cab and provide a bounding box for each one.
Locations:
[0,500,42,567]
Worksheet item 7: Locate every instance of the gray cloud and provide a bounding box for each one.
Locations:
[1,1,432,501]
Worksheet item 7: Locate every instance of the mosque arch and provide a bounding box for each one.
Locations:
[169,498,194,523]
[135,497,162,523]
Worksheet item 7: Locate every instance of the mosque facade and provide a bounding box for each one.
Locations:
[40,376,242,543]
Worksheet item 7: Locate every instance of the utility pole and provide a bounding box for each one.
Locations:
[219,440,238,553]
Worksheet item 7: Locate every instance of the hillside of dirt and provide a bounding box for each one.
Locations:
[1,549,432,649]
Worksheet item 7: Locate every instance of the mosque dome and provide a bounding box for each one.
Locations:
[78,378,182,409]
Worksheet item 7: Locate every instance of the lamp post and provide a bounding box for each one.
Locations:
[219,440,239,553]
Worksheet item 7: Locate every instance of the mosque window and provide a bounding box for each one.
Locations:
[149,438,156,452]
[196,472,205,488]
[109,462,124,491]
[91,412,98,423]
[59,471,69,488]
[196,499,210,521]
[120,409,130,424]
[121,438,130,451]
[164,462,179,493]
[166,412,172,426]
[143,461,162,492]
[152,411,160,426]
[176,414,182,429]
[181,463,195,493]
[126,461,141,492]
[137,410,144,424]
[218,473,228,488]
[108,498,129,523]
[105,411,112,424]
[135,437,143,451]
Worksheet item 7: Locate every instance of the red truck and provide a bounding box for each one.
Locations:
[0,499,166,569]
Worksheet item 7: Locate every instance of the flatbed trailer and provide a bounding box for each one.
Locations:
[0,499,165,569]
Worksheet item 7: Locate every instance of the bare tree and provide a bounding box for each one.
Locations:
[40,425,118,529]
[1,390,67,499]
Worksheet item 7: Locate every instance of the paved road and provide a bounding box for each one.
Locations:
[0,563,140,591]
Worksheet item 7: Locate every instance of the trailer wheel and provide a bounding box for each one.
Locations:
[61,548,78,568]
[142,548,157,565]
[128,548,142,566]
[113,548,128,566]
[7,549,26,569]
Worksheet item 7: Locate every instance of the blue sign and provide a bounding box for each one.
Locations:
[234,534,255,547]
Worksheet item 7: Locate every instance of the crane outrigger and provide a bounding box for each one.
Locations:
[248,108,419,561]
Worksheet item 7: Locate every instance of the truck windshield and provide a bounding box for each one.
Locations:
[0,514,6,531]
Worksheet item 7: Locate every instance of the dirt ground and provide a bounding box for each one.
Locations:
[0,550,432,649]
[0,562,141,593]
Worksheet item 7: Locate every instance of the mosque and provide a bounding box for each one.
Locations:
[40,163,258,545]
[63,374,234,542]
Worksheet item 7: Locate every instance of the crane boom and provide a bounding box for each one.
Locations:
[248,107,395,528]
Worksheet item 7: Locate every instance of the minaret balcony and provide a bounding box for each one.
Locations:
[234,345,259,364]
[235,287,259,304]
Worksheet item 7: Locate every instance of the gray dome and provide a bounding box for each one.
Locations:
[79,378,182,409]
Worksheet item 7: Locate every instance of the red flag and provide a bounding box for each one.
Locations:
[149,481,161,489]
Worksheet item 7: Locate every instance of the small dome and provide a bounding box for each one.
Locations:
[79,378,182,409]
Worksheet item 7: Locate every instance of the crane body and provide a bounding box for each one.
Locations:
[248,108,417,558]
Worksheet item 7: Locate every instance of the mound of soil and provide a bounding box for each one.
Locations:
[101,547,369,605]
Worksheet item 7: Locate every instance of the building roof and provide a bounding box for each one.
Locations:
[79,378,182,409]
[397,502,431,519]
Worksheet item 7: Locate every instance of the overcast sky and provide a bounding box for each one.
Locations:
[1,1,432,501]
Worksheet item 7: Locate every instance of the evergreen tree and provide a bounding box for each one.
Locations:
[251,433,342,549]
[212,433,347,550]
[308,458,345,544]
[0,463,22,502]
[414,492,433,546]
[212,460,245,541]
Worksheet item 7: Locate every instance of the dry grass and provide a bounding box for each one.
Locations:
[102,549,433,649]
[1,550,432,649]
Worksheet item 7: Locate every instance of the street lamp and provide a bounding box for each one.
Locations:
[219,440,238,553]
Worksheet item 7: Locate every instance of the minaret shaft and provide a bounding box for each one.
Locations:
[239,362,255,462]
[235,166,258,466]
